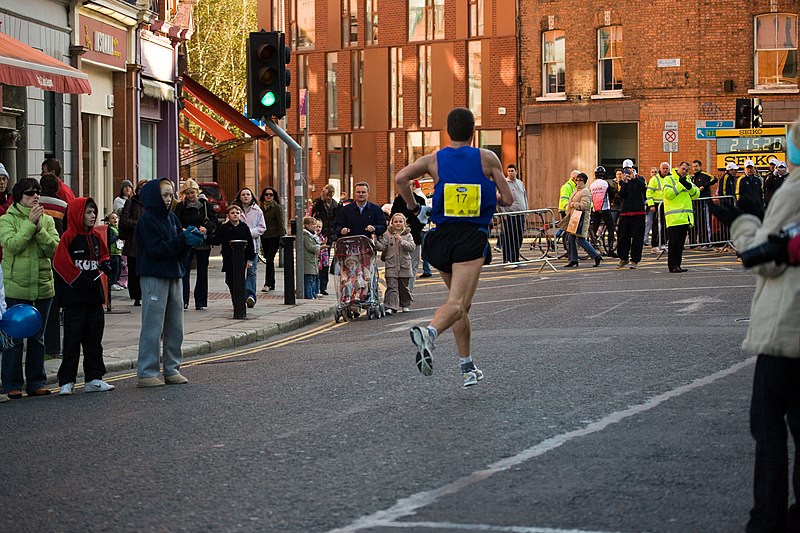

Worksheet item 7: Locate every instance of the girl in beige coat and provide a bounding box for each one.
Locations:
[375,213,416,314]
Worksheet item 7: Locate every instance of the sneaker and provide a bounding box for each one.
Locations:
[85,379,115,393]
[246,296,256,308]
[629,262,638,269]
[110,284,124,291]
[410,326,434,376]
[402,307,410,313]
[385,308,395,315]
[504,264,519,270]
[0,393,8,403]
[137,377,165,388]
[164,373,189,385]
[59,383,75,396]
[651,247,660,254]
[420,272,433,278]
[616,259,629,269]
[463,368,485,388]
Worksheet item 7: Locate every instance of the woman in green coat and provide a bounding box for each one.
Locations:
[0,178,59,398]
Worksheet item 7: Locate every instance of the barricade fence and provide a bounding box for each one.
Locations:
[653,195,736,252]
[488,208,559,272]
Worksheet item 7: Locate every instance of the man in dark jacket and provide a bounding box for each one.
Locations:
[615,166,647,269]
[334,181,386,238]
[736,160,764,215]
[135,179,202,388]
[718,163,739,197]
[391,180,427,290]
[763,160,788,207]
[690,159,718,245]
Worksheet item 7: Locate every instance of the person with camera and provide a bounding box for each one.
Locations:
[710,119,800,533]
[615,164,647,269]
[662,162,700,273]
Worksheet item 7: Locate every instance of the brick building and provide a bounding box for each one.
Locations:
[257,0,518,206]
[520,0,800,209]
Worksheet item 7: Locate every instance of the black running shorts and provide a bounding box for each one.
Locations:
[422,223,491,274]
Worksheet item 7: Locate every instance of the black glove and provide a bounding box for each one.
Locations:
[679,176,691,190]
[768,234,790,265]
[737,195,765,221]
[708,201,743,227]
[98,260,113,275]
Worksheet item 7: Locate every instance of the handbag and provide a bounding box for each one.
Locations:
[566,209,584,234]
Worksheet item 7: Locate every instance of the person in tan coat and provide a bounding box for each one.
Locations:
[712,118,800,533]
[375,212,416,314]
[560,172,602,268]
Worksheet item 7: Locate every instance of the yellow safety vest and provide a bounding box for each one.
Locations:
[558,179,576,211]
[646,174,665,207]
[662,169,700,227]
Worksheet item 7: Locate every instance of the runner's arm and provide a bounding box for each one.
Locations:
[395,155,434,212]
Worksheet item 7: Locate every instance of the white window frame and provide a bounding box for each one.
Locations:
[754,13,798,89]
[542,30,566,97]
[597,25,623,95]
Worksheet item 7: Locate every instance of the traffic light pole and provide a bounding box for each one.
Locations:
[265,118,304,301]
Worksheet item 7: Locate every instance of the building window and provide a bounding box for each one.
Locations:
[366,0,378,45]
[342,0,358,47]
[390,47,403,128]
[271,0,285,32]
[351,50,364,129]
[327,53,338,130]
[298,53,309,90]
[409,0,445,42]
[598,25,623,92]
[468,40,482,126]
[468,0,483,37]
[755,13,798,87]
[140,122,156,181]
[291,0,315,50]
[542,30,565,95]
[418,45,432,127]
[478,130,502,162]
[407,131,440,171]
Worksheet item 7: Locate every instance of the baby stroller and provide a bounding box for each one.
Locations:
[332,235,385,321]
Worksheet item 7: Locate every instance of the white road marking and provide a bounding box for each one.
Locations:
[670,296,723,315]
[380,521,644,533]
[587,297,634,318]
[329,357,755,533]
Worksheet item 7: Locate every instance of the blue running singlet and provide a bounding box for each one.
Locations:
[431,146,497,227]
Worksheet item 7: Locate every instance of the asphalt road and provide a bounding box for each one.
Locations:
[0,250,763,533]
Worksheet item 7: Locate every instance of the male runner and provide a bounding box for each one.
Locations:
[395,108,513,388]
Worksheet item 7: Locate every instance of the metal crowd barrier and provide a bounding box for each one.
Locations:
[489,208,559,272]
[653,195,737,257]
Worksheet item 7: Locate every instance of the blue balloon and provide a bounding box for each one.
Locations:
[0,304,42,338]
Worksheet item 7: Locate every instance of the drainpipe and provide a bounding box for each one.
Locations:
[68,0,84,192]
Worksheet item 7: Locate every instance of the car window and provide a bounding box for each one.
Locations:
[201,186,222,200]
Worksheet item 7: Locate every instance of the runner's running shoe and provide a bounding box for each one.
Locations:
[463,368,484,388]
[410,326,434,376]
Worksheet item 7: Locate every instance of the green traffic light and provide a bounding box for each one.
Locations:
[261,91,277,107]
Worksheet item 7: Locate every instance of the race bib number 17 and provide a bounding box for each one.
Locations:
[443,183,481,217]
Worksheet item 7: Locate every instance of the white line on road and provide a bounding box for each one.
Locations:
[379,521,643,533]
[329,357,756,533]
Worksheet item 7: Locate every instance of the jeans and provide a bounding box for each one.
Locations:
[182,247,210,308]
[746,354,800,533]
[245,256,258,299]
[1,297,52,393]
[501,214,525,263]
[304,274,319,299]
[109,255,122,285]
[644,211,653,245]
[566,233,600,262]
[261,236,281,290]
[137,277,184,379]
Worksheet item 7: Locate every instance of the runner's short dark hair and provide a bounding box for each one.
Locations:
[447,108,475,142]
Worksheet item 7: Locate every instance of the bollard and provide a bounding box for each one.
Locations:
[230,240,247,319]
[281,235,296,305]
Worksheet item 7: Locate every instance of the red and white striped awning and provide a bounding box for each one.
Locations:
[0,32,91,94]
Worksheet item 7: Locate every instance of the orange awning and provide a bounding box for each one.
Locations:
[181,74,269,139]
[182,100,237,142]
[0,32,91,94]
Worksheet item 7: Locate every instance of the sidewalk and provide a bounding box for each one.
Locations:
[43,253,337,384]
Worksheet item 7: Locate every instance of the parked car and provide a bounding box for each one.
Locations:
[199,182,228,221]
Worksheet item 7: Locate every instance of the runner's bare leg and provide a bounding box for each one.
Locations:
[430,256,484,356]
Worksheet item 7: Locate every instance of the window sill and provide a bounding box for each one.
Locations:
[748,86,799,94]
[590,92,626,100]
[535,95,567,102]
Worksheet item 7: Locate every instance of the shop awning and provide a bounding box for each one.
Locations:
[181,74,269,139]
[0,32,91,94]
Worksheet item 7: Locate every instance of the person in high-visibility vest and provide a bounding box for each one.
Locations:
[646,161,669,253]
[558,171,578,217]
[662,161,700,273]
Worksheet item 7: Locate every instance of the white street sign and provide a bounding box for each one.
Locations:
[664,121,679,130]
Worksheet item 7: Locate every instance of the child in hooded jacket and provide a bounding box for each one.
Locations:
[375,212,416,314]
[53,197,115,395]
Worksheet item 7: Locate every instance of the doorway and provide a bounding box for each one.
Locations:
[598,122,638,170]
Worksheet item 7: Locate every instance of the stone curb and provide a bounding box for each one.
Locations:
[44,303,338,384]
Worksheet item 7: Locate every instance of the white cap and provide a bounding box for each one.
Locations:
[744,160,755,167]
[0,163,7,178]
[622,159,634,168]
[777,161,787,169]
[725,162,739,171]
[768,157,779,165]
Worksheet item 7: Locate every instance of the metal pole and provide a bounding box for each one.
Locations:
[265,118,304,301]
[231,240,247,319]
[280,235,296,305]
[706,140,712,173]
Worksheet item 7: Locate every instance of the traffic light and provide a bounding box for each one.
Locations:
[751,97,763,128]
[281,40,291,115]
[247,31,288,120]
[735,98,752,129]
